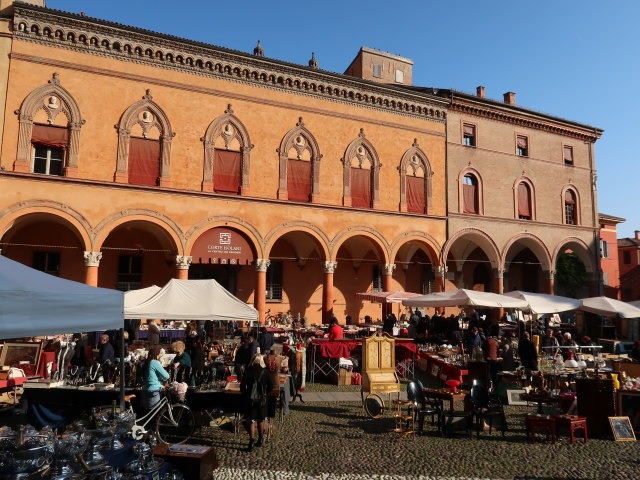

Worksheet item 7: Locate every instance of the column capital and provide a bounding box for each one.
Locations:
[176,255,193,270]
[383,263,396,276]
[493,268,506,279]
[323,261,338,274]
[433,265,448,277]
[255,258,271,272]
[544,270,555,280]
[83,251,102,267]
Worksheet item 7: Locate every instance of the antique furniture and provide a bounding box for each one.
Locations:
[423,387,468,413]
[407,380,442,435]
[392,398,415,437]
[555,415,588,444]
[525,415,557,443]
[361,332,400,418]
[469,384,506,438]
[616,389,640,435]
[519,392,560,415]
[576,377,615,437]
[153,443,218,479]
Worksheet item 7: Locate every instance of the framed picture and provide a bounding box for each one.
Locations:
[0,341,43,377]
[609,416,636,441]
[506,388,528,406]
[617,390,640,434]
[429,364,440,378]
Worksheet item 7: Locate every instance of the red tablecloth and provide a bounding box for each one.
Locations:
[0,377,26,391]
[37,351,57,378]
[310,339,419,360]
[424,354,467,383]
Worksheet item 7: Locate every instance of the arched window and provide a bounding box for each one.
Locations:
[202,104,252,194]
[115,90,174,187]
[14,73,84,177]
[399,140,432,214]
[516,181,533,220]
[463,174,479,214]
[562,187,580,225]
[342,129,380,208]
[277,118,322,202]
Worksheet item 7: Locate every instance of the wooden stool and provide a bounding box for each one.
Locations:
[525,415,556,443]
[555,415,588,444]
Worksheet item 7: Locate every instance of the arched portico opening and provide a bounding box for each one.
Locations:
[503,236,551,294]
[444,230,500,293]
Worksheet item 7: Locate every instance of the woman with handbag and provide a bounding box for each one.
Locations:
[240,354,274,451]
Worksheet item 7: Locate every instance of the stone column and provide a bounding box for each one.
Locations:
[83,251,102,287]
[322,261,338,323]
[492,268,505,294]
[383,264,396,316]
[434,265,447,293]
[544,270,555,295]
[255,259,270,325]
[175,255,192,280]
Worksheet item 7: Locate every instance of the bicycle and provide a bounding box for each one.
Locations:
[125,386,196,444]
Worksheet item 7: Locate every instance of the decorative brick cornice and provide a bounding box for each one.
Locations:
[13,5,448,122]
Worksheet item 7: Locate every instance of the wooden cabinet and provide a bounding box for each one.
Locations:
[576,378,615,437]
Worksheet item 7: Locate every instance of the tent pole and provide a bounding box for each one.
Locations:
[120,326,125,411]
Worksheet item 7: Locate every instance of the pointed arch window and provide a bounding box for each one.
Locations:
[399,140,432,214]
[563,187,580,225]
[342,129,381,209]
[463,174,479,214]
[202,105,252,194]
[517,182,532,220]
[115,90,175,187]
[277,118,322,202]
[15,73,84,177]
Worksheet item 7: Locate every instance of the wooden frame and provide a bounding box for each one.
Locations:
[0,341,43,377]
[506,388,528,406]
[609,416,636,441]
[616,390,640,435]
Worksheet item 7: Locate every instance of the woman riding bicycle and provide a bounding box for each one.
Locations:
[141,346,170,410]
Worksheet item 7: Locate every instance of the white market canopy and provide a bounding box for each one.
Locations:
[356,291,422,304]
[503,291,582,314]
[124,285,161,309]
[402,288,528,309]
[0,255,123,339]
[579,296,640,318]
[124,278,258,322]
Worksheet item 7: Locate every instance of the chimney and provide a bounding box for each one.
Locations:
[635,230,640,240]
[503,91,516,105]
[476,86,485,98]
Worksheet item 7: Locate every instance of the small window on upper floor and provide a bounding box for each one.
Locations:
[33,145,64,176]
[517,135,528,157]
[563,145,574,166]
[517,182,532,220]
[463,124,476,147]
[372,63,382,78]
[623,250,631,264]
[395,69,404,83]
[600,240,609,259]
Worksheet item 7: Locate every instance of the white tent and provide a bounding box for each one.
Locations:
[503,291,582,314]
[402,288,528,309]
[356,291,422,304]
[579,296,640,318]
[0,255,123,339]
[124,278,258,322]
[124,285,161,309]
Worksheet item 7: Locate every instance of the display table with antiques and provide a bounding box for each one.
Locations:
[417,352,467,384]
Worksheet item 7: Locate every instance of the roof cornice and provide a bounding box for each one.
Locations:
[12,4,448,122]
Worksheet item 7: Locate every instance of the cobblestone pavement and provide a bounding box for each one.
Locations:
[192,398,640,480]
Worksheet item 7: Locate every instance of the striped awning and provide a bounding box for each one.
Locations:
[356,291,422,304]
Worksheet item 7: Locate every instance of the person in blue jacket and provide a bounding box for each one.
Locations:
[141,345,169,410]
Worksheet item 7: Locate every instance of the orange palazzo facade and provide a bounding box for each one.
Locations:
[0,2,450,324]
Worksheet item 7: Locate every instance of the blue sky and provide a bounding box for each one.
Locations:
[47,0,639,237]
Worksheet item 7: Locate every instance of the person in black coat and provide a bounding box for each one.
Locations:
[518,332,538,370]
[258,327,274,355]
[240,354,275,451]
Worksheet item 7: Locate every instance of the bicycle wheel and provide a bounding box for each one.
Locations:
[363,393,385,419]
[156,404,195,444]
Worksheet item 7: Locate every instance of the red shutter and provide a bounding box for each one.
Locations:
[351,167,371,208]
[287,159,311,201]
[31,124,69,148]
[128,137,160,186]
[463,183,478,214]
[563,146,574,163]
[518,183,531,217]
[463,124,475,136]
[517,136,528,148]
[407,176,426,214]
[564,190,575,204]
[214,150,241,193]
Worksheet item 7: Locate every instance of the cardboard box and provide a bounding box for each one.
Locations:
[338,368,352,386]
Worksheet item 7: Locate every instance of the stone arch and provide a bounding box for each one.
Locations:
[501,232,552,272]
[342,129,381,208]
[276,117,322,202]
[561,184,582,225]
[458,166,484,215]
[390,231,442,267]
[14,72,85,176]
[184,216,264,259]
[263,221,331,260]
[398,139,433,213]
[201,104,253,194]
[443,228,501,272]
[114,89,175,185]
[0,201,92,252]
[93,210,184,253]
[331,227,390,264]
[552,236,595,273]
[513,175,536,221]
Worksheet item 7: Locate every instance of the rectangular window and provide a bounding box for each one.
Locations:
[372,265,383,292]
[600,240,609,259]
[624,250,631,264]
[117,255,143,291]
[266,261,283,301]
[214,150,241,193]
[407,176,426,214]
[287,159,311,202]
[33,145,64,176]
[128,137,160,186]
[463,124,476,147]
[395,69,404,83]
[516,135,529,157]
[351,167,371,208]
[33,251,60,276]
[563,145,574,165]
[372,63,382,78]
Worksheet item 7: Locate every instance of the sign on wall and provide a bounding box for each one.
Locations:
[191,227,255,265]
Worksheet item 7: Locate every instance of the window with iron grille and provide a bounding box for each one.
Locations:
[33,251,60,276]
[372,265,383,292]
[117,255,143,291]
[266,261,283,301]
